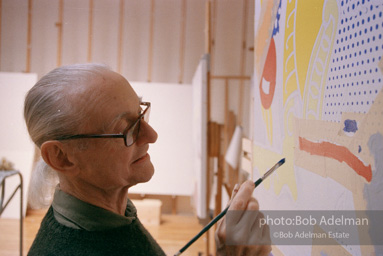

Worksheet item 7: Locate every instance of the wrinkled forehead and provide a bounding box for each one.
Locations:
[68,70,140,131]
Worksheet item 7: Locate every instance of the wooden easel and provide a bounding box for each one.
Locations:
[203,1,252,255]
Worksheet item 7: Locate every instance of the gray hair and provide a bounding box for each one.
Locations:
[24,63,111,147]
[24,63,111,208]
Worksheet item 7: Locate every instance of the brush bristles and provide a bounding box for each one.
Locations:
[262,158,285,180]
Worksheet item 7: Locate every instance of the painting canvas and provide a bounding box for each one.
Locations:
[253,0,383,255]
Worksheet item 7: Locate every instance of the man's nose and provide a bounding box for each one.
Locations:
[136,120,158,145]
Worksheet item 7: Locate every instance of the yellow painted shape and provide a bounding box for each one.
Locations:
[254,97,298,200]
[295,0,324,98]
[261,107,273,146]
[282,0,299,103]
[303,0,339,120]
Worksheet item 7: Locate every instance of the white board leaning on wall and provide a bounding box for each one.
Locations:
[129,82,194,196]
[0,72,37,218]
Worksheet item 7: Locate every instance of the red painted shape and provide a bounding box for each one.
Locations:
[299,137,372,182]
[259,37,277,110]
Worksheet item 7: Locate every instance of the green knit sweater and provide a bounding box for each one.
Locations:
[28,207,166,256]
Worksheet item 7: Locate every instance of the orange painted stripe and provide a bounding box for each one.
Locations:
[299,137,372,182]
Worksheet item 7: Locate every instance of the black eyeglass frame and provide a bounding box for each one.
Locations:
[55,102,151,147]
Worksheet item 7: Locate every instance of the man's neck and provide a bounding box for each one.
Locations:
[58,182,130,215]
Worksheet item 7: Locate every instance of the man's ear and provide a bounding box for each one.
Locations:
[40,141,77,175]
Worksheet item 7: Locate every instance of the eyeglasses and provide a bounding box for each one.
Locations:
[56,102,151,147]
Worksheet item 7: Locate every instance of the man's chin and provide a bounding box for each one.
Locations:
[134,166,155,185]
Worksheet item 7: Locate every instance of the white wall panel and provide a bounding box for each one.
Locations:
[122,0,151,81]
[129,81,194,196]
[30,0,59,77]
[91,0,119,70]
[212,0,243,75]
[0,72,37,218]
[184,0,205,84]
[0,0,28,72]
[62,0,89,65]
[152,0,181,83]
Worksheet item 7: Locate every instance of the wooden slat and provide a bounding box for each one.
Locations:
[178,0,186,83]
[205,0,210,54]
[237,0,249,126]
[215,154,223,217]
[117,0,124,73]
[55,0,63,67]
[210,0,217,72]
[87,0,93,62]
[26,0,33,73]
[226,111,238,189]
[208,121,221,157]
[211,75,251,80]
[147,0,155,82]
[205,2,212,255]
[241,138,253,176]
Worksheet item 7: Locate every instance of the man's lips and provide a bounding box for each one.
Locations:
[133,153,149,164]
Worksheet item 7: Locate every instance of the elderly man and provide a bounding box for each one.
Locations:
[24,63,271,255]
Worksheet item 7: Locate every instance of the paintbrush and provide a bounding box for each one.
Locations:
[174,158,286,256]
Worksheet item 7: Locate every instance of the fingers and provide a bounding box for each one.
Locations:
[229,180,256,211]
[246,197,260,211]
[215,180,271,256]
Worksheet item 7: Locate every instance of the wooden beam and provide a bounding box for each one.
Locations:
[223,78,229,186]
[205,0,211,54]
[205,2,212,255]
[147,0,155,82]
[26,0,33,73]
[87,0,93,62]
[178,0,186,84]
[210,0,217,73]
[55,0,63,67]
[211,75,251,80]
[117,0,124,73]
[208,122,221,157]
[238,0,249,126]
[171,195,177,215]
[215,154,223,217]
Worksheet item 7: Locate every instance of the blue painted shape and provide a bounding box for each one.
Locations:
[343,119,358,133]
[358,145,362,153]
[272,0,282,36]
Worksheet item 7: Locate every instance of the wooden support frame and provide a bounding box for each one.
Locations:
[178,0,187,84]
[238,0,249,126]
[211,75,251,80]
[171,195,177,215]
[87,0,94,62]
[204,0,252,254]
[209,0,217,73]
[117,0,124,73]
[205,1,212,254]
[147,0,155,82]
[26,0,33,73]
[55,0,64,67]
